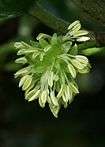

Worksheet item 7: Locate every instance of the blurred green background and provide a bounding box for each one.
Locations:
[0,0,105,147]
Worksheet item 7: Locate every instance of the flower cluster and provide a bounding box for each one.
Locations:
[14,20,91,117]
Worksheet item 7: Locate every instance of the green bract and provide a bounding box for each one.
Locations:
[14,20,91,117]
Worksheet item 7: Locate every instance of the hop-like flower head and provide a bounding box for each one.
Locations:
[14,20,91,117]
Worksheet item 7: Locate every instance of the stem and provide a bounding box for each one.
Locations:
[29,1,105,45]
[29,1,69,34]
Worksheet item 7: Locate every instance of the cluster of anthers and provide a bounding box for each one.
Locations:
[14,20,91,117]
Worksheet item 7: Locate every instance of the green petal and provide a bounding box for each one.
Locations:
[70,59,87,69]
[68,20,81,31]
[77,36,90,42]
[14,66,31,78]
[19,75,29,87]
[15,57,27,64]
[17,49,35,55]
[27,89,40,101]
[67,63,76,78]
[39,90,47,108]
[69,82,79,94]
[57,85,64,98]
[73,30,89,37]
[48,71,54,87]
[50,91,59,106]
[22,75,33,91]
[49,104,60,118]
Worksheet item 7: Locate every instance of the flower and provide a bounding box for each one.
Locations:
[14,20,91,117]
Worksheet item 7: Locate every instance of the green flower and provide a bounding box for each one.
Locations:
[14,20,91,117]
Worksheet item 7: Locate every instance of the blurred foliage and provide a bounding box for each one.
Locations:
[0,0,36,17]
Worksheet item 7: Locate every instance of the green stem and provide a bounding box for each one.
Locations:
[29,1,69,34]
[29,1,105,45]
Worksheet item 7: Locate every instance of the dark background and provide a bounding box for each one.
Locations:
[0,0,105,147]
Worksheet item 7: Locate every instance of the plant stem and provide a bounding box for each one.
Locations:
[29,1,69,34]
